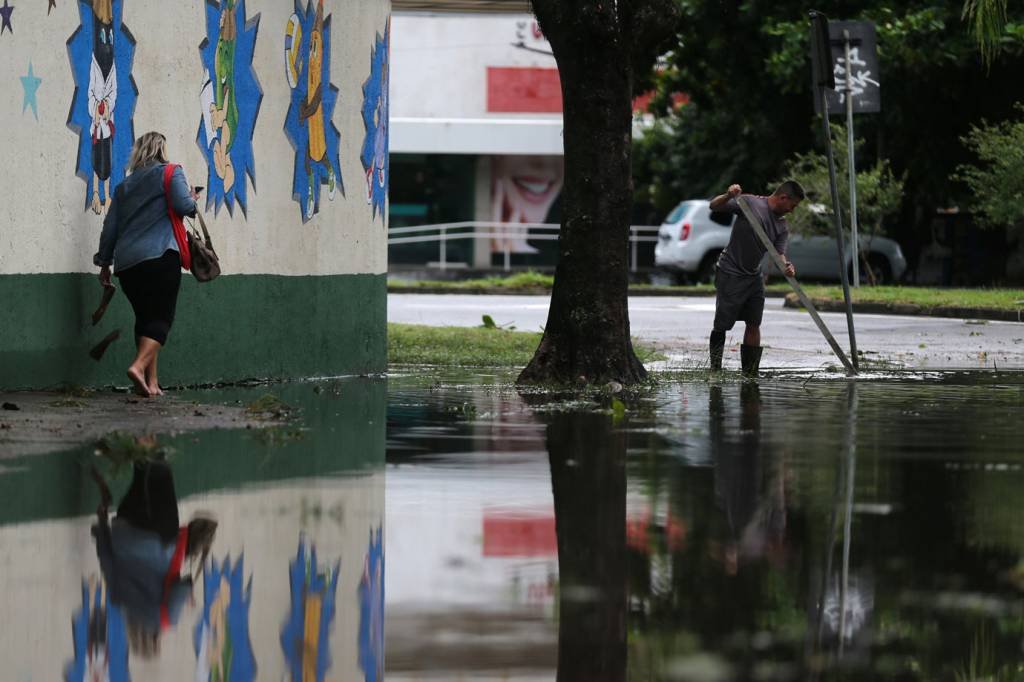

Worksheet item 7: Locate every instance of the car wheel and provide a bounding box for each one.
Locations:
[850,254,893,285]
[695,251,721,284]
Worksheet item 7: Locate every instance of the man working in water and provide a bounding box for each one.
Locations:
[708,180,805,376]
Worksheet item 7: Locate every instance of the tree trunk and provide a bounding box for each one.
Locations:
[519,1,678,386]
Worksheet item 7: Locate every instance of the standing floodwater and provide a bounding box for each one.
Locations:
[0,372,1020,679]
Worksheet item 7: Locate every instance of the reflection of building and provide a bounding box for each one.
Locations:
[390,3,565,269]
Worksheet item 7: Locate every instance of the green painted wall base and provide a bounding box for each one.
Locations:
[0,272,386,389]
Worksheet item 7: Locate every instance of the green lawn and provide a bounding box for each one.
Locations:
[783,285,1024,311]
[388,323,664,367]
[389,274,1023,312]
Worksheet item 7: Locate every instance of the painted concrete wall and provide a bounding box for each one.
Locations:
[0,0,390,389]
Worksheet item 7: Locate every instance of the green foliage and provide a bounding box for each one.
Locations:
[780,123,905,237]
[633,1,1024,243]
[954,103,1024,229]
[963,0,1009,67]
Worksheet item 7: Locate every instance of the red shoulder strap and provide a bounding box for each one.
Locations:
[163,164,192,271]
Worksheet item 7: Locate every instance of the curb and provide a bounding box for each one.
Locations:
[388,286,723,297]
[782,292,1024,323]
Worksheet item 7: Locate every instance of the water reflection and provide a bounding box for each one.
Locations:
[90,460,218,662]
[387,372,1024,681]
[0,377,386,681]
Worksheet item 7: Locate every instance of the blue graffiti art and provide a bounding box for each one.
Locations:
[197,0,262,217]
[193,556,257,681]
[65,581,130,682]
[283,0,343,223]
[66,0,138,215]
[358,526,384,682]
[280,537,340,681]
[360,18,389,223]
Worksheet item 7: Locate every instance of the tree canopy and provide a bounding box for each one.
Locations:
[634,1,1024,242]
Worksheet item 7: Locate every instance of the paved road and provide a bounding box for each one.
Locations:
[389,293,1024,371]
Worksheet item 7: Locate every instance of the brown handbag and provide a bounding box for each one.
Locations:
[186,211,221,283]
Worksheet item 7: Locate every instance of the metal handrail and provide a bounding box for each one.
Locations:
[388,221,661,272]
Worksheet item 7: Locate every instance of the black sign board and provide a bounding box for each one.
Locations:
[813,20,881,115]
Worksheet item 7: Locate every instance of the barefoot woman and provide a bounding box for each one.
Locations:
[94,132,198,396]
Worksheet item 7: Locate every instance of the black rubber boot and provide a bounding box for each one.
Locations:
[740,344,763,378]
[709,330,726,371]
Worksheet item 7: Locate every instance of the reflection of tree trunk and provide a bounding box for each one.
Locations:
[547,412,626,681]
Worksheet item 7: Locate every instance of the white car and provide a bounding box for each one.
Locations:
[653,199,908,284]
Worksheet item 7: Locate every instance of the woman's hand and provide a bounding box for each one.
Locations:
[99,265,112,287]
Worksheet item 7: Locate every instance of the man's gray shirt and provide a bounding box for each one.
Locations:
[716,195,789,277]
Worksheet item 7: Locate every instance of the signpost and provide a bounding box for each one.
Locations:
[814,21,880,288]
[810,10,859,370]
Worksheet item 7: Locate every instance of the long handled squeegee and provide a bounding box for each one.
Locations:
[736,196,857,376]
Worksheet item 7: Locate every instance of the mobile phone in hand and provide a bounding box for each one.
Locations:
[193,185,205,194]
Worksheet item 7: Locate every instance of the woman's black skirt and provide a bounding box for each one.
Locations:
[116,249,182,346]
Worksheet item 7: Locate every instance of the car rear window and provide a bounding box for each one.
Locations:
[664,201,696,224]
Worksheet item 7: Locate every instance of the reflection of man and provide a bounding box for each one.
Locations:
[91,459,217,659]
[491,155,564,255]
[709,384,786,575]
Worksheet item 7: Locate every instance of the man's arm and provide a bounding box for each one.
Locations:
[709,183,742,211]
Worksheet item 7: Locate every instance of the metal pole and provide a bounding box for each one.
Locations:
[630,229,638,273]
[737,197,858,375]
[440,227,447,271]
[820,87,859,370]
[845,30,860,288]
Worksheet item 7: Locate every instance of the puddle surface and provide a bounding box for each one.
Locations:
[1,371,1022,680]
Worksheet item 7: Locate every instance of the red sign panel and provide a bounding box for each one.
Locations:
[483,514,557,557]
[487,67,563,113]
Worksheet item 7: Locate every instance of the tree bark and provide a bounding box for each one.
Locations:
[518,0,679,386]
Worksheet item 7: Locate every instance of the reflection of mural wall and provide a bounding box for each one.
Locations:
[197,0,262,217]
[66,580,130,682]
[490,155,564,254]
[360,19,389,223]
[284,0,343,223]
[67,0,138,215]
[358,526,383,682]
[281,538,340,682]
[194,556,257,681]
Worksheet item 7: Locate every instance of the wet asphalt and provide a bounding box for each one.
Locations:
[387,293,1024,370]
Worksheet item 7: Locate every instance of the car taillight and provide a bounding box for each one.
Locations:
[680,222,691,240]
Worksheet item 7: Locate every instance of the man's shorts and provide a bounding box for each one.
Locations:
[713,269,765,330]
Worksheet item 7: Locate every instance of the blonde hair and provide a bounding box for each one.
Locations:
[128,132,168,172]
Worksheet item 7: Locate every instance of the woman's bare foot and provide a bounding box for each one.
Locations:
[127,366,152,397]
[147,383,164,396]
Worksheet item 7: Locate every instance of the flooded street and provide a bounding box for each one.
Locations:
[1,371,1022,680]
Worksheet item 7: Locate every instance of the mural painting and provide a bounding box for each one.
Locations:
[67,0,138,214]
[358,526,384,682]
[280,537,340,681]
[283,0,343,223]
[65,579,131,682]
[20,61,42,120]
[0,0,13,34]
[198,0,262,217]
[490,155,564,255]
[360,18,389,223]
[194,556,257,681]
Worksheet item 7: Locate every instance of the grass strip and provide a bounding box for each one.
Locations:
[388,323,664,367]
[390,273,1023,313]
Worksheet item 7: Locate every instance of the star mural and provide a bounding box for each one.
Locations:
[0,0,14,35]
[21,62,42,120]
